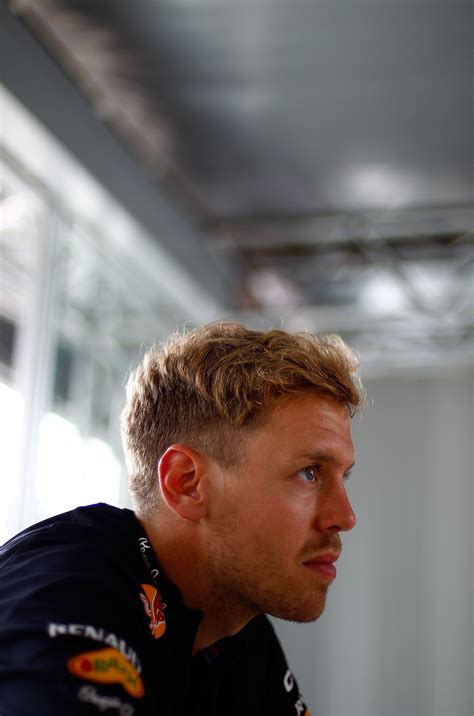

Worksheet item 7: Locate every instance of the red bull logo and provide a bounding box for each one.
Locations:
[140,584,166,639]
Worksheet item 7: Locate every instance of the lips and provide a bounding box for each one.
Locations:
[304,552,340,565]
[302,552,340,580]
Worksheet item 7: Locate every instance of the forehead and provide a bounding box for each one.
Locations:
[248,392,354,462]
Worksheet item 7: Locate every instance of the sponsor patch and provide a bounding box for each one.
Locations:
[78,685,135,715]
[68,647,144,698]
[138,537,160,581]
[48,623,142,673]
[140,584,166,639]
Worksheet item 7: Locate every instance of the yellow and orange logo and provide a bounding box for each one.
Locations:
[140,583,166,639]
[68,647,144,698]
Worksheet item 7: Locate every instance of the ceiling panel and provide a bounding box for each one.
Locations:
[4,0,473,371]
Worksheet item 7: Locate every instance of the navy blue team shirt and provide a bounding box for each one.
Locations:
[0,504,310,715]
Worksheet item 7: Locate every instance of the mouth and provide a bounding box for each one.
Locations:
[302,552,340,580]
[303,561,337,579]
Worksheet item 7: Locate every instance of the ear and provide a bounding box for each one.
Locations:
[158,444,208,522]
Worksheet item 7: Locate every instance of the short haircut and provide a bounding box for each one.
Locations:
[121,321,364,514]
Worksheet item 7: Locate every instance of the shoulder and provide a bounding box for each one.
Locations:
[0,503,147,624]
[0,504,163,712]
[1,503,136,572]
[1,502,135,551]
[0,502,147,631]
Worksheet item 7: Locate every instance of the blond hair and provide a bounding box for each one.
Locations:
[121,322,364,514]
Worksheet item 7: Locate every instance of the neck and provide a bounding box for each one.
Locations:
[192,605,254,655]
[137,510,255,654]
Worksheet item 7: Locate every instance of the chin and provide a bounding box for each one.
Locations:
[265,594,327,624]
[277,606,325,624]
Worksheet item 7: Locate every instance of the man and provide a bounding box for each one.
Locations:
[0,322,363,715]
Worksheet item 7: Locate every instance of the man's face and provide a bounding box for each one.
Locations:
[205,392,356,623]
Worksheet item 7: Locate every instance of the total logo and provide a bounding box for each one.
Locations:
[68,647,144,698]
[139,584,166,639]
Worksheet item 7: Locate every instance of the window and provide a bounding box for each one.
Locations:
[1,86,218,540]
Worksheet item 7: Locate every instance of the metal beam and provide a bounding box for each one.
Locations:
[209,206,474,250]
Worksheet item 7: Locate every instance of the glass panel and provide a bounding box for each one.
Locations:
[1,87,214,539]
[0,172,42,541]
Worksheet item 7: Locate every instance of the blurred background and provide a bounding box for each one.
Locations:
[1,1,473,714]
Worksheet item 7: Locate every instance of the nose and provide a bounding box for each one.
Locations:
[315,480,357,533]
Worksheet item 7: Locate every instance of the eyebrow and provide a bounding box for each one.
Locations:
[299,453,356,472]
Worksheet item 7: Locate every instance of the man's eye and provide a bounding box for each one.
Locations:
[297,466,319,483]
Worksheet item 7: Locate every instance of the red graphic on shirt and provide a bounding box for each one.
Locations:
[140,584,166,639]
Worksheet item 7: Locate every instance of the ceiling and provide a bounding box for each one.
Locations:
[3,0,474,372]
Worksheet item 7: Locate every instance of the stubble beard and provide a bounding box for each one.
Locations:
[205,522,331,625]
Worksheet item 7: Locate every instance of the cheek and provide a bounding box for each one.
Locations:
[228,472,317,543]
[270,483,317,520]
[249,494,314,549]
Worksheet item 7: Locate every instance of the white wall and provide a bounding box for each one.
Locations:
[273,368,474,716]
